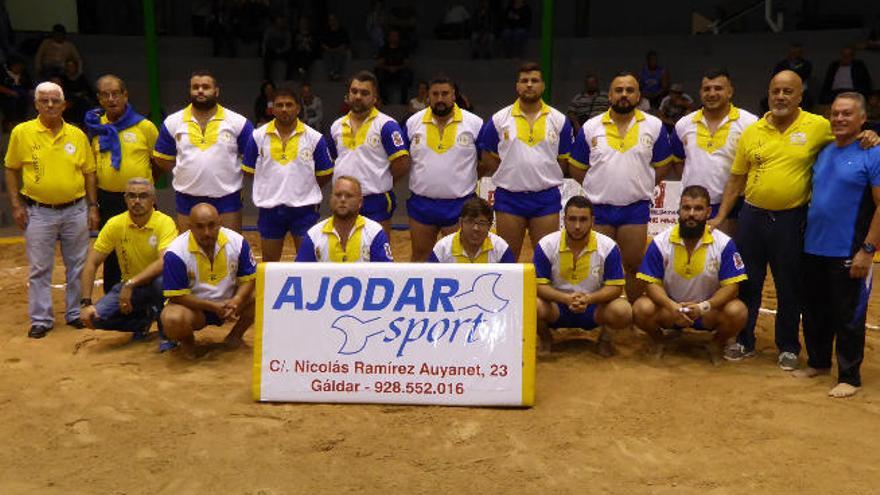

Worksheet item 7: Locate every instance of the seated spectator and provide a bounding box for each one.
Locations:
[34,24,82,79]
[470,0,496,59]
[262,15,291,81]
[639,50,670,110]
[436,1,471,40]
[500,0,531,58]
[567,74,609,127]
[658,83,693,131]
[375,29,413,105]
[366,0,387,56]
[867,90,880,132]
[290,16,318,80]
[408,81,428,114]
[0,55,32,132]
[773,42,814,109]
[61,59,94,126]
[254,81,275,126]
[300,82,323,131]
[321,14,350,81]
[820,46,873,104]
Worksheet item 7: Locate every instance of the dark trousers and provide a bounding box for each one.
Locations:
[803,254,871,386]
[97,189,128,294]
[734,203,806,354]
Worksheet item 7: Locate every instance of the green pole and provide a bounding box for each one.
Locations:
[142,0,166,188]
[540,0,554,101]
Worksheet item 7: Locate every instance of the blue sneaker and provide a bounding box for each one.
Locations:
[159,339,178,353]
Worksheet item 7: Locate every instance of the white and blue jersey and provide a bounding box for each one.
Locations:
[428,231,515,264]
[805,143,880,258]
[327,107,409,196]
[533,230,625,293]
[163,227,257,301]
[637,225,747,303]
[296,215,393,262]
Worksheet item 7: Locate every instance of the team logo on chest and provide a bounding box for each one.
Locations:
[367,135,380,147]
[122,132,137,143]
[457,134,472,146]
[64,142,76,154]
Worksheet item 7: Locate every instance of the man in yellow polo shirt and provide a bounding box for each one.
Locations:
[80,178,177,349]
[84,74,159,293]
[4,81,99,339]
[711,70,878,369]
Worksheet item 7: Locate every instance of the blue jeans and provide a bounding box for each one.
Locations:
[734,203,806,354]
[25,201,88,327]
[94,278,164,333]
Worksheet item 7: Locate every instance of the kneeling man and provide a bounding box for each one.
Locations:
[295,176,393,262]
[533,196,632,356]
[429,197,515,263]
[80,178,178,347]
[634,185,748,364]
[160,203,257,356]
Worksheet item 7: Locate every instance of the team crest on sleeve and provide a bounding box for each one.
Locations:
[733,252,744,270]
[384,242,393,260]
[391,131,404,147]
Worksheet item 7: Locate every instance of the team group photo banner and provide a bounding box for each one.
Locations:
[253,263,537,407]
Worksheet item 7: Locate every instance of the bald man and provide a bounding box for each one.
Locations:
[160,203,257,357]
[712,70,879,369]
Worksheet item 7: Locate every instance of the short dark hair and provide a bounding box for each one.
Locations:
[190,69,218,86]
[702,68,731,82]
[273,85,300,105]
[517,62,542,79]
[350,70,379,93]
[680,185,711,206]
[429,75,455,89]
[459,197,493,222]
[611,71,639,88]
[96,74,127,93]
[564,195,593,215]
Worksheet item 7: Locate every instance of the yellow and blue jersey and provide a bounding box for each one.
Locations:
[295,215,393,263]
[533,230,625,293]
[163,227,257,300]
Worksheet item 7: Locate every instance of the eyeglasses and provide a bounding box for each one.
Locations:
[98,90,124,100]
[125,192,152,201]
[462,219,492,229]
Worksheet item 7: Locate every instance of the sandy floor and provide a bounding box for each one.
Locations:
[0,231,878,494]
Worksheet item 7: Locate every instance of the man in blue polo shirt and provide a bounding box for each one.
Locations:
[796,92,880,398]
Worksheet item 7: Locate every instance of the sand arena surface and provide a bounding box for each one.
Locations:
[0,231,878,494]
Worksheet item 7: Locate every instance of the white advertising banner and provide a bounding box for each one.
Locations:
[477,178,682,236]
[253,263,537,407]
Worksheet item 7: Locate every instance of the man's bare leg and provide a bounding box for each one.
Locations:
[160,303,207,358]
[495,211,528,262]
[792,367,832,378]
[527,213,560,251]
[378,219,393,240]
[594,298,633,357]
[701,299,749,366]
[632,295,669,358]
[219,211,242,233]
[224,299,256,349]
[615,223,649,302]
[408,218,441,262]
[828,383,860,398]
[261,238,285,263]
[535,297,558,355]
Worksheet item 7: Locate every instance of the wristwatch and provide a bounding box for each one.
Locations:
[862,242,877,254]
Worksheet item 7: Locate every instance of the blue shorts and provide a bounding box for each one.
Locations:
[257,204,320,239]
[493,187,561,219]
[550,303,598,330]
[175,190,243,215]
[407,193,473,227]
[710,196,744,220]
[593,200,651,227]
[361,191,396,223]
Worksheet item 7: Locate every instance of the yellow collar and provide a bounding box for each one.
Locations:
[601,108,646,125]
[512,99,549,118]
[322,215,366,235]
[669,225,714,246]
[35,117,67,136]
[342,107,379,127]
[559,230,598,254]
[182,104,226,123]
[422,104,463,124]
[693,105,740,124]
[266,119,304,137]
[758,108,804,131]
[451,231,494,257]
[188,229,228,255]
